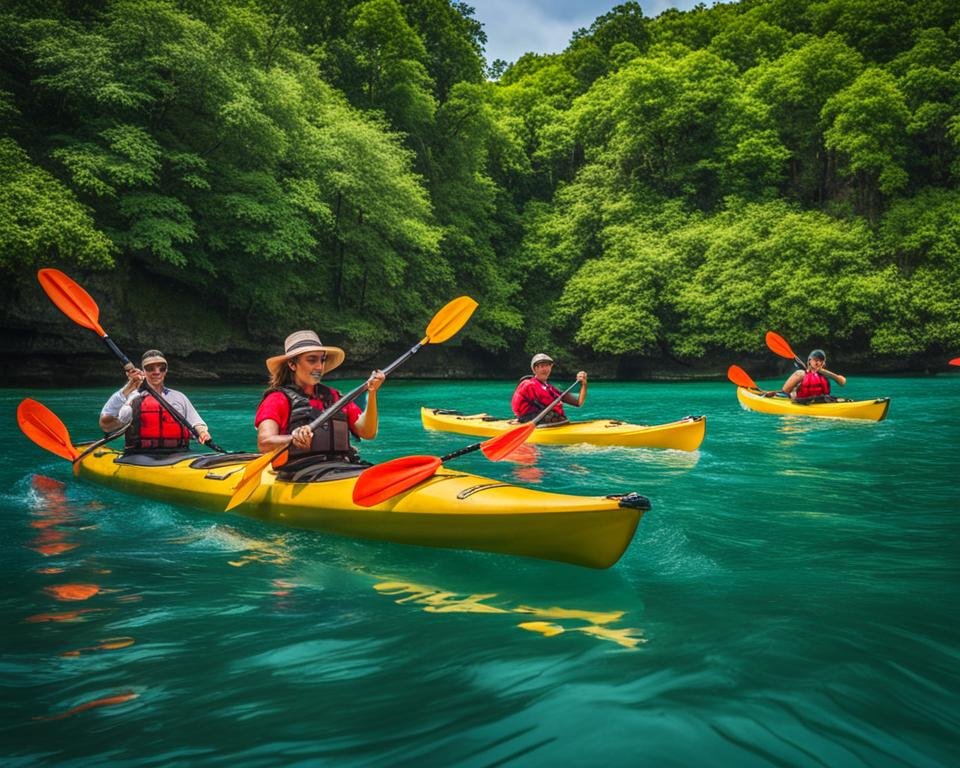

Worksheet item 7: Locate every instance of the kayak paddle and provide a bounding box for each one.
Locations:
[37,268,227,453]
[225,295,479,511]
[765,331,806,370]
[17,398,129,463]
[726,364,763,391]
[351,380,581,508]
[17,399,80,462]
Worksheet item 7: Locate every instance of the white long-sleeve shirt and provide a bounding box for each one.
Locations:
[100,386,206,430]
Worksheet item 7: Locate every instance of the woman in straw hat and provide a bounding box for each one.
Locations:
[254,331,385,467]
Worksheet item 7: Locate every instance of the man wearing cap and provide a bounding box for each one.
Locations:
[254,330,385,466]
[99,349,213,450]
[510,353,587,424]
[775,349,847,401]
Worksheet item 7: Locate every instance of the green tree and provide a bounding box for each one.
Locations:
[0,137,115,270]
[822,67,910,220]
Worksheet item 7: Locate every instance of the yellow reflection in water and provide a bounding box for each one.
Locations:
[373,581,644,650]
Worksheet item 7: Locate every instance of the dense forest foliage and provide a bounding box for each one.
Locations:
[2,0,958,376]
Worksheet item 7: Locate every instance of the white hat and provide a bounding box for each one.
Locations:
[266,330,345,376]
[530,353,554,371]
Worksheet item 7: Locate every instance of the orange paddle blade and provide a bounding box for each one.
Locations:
[950,357,960,367]
[37,268,106,337]
[17,399,80,462]
[224,450,278,511]
[765,331,797,362]
[421,296,478,345]
[727,365,759,390]
[479,422,536,461]
[351,455,443,507]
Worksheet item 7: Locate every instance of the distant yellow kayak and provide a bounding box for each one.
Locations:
[421,407,706,451]
[735,387,890,421]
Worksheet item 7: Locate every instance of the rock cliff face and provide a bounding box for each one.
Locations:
[1,269,946,387]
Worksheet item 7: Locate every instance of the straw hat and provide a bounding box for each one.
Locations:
[266,330,345,376]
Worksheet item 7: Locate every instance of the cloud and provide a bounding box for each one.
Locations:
[470,0,713,66]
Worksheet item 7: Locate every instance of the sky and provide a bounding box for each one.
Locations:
[468,1,718,65]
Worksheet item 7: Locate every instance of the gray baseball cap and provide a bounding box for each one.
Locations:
[530,353,554,370]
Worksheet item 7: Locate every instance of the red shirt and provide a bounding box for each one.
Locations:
[255,388,362,436]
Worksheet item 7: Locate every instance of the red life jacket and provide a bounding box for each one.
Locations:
[125,393,191,451]
[511,376,565,420]
[797,371,831,399]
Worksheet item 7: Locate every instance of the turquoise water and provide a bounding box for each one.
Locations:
[2,377,958,766]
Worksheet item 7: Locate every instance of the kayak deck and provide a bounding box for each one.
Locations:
[421,408,706,451]
[735,387,891,421]
[73,448,650,569]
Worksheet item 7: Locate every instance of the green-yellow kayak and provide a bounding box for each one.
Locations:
[72,447,650,569]
[421,408,706,451]
[736,387,891,421]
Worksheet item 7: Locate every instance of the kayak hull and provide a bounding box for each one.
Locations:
[73,448,648,569]
[736,387,890,421]
[421,408,706,451]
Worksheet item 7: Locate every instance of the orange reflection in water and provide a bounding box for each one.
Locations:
[43,583,101,601]
[513,466,544,484]
[28,475,84,557]
[35,691,138,721]
[25,609,101,623]
[61,637,135,657]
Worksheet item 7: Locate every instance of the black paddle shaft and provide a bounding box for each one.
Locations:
[303,341,426,433]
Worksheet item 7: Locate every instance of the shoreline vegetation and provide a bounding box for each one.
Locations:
[2,350,954,388]
[2,1,959,376]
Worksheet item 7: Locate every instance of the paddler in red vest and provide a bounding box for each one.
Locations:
[510,353,587,424]
[255,331,384,466]
[99,349,213,451]
[779,349,847,401]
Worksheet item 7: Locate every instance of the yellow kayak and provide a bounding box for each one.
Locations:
[736,387,891,421]
[73,447,650,569]
[421,407,706,451]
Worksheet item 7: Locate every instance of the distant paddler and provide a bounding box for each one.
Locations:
[511,353,587,424]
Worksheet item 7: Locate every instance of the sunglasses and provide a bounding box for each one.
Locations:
[144,363,167,373]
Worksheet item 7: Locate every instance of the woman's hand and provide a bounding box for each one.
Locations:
[366,369,385,393]
[290,425,313,449]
